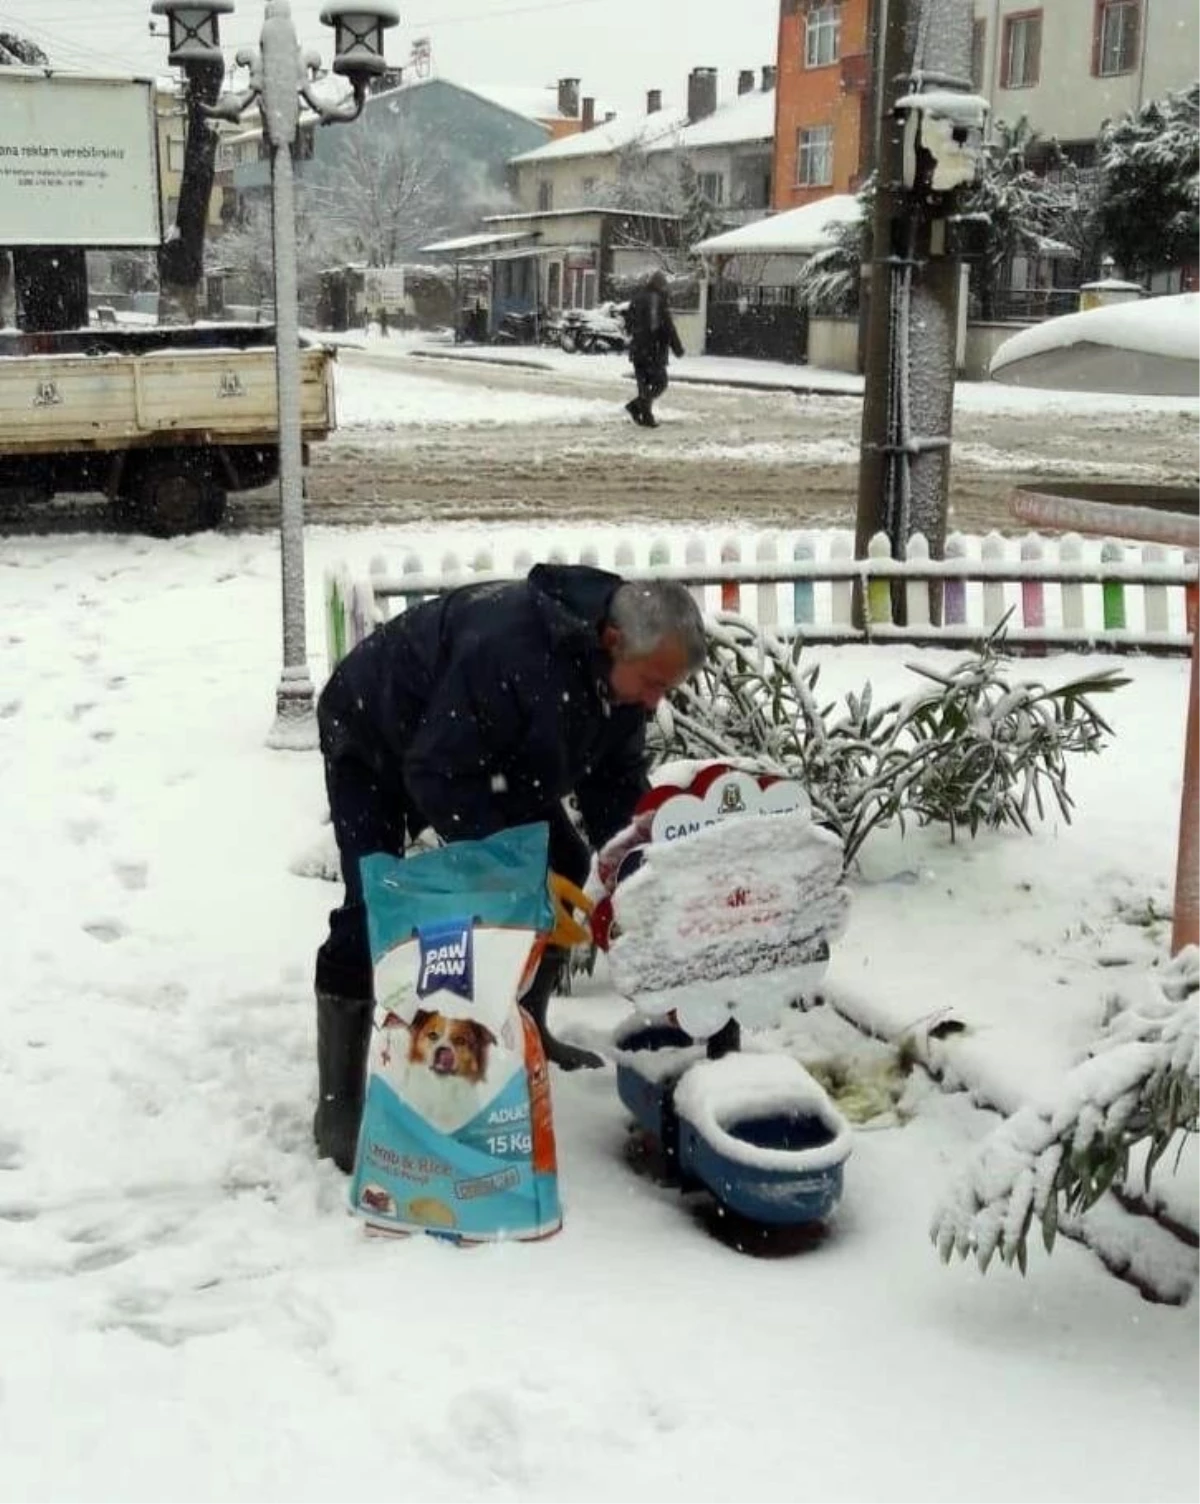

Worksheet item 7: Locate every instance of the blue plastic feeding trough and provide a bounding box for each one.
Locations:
[613,1018,852,1230]
[613,1016,704,1172]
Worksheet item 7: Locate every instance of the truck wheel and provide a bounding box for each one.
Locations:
[132,458,226,537]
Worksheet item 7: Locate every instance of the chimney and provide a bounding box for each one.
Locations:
[738,69,755,96]
[557,77,580,117]
[646,87,662,114]
[581,95,595,130]
[687,66,718,122]
[761,64,777,91]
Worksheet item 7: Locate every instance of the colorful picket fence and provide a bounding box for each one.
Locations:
[324,528,1198,670]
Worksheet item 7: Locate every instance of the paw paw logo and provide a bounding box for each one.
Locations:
[416,919,474,1001]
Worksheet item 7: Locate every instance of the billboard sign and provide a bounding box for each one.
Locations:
[0,70,161,247]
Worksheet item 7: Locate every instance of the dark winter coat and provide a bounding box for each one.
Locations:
[318,564,650,851]
[627,284,684,367]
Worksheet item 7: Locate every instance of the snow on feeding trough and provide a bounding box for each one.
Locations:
[595,764,854,1232]
[989,293,1200,396]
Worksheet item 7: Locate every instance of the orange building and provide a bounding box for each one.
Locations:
[772,0,873,210]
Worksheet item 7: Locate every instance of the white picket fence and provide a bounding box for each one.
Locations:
[324,529,1198,670]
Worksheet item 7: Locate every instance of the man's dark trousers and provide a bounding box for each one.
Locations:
[633,357,668,418]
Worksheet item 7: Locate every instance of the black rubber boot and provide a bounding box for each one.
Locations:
[313,991,372,1172]
[523,949,604,1071]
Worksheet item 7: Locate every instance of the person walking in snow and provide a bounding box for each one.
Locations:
[313,563,706,1172]
[625,268,685,428]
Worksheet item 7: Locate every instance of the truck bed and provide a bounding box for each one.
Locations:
[0,343,335,455]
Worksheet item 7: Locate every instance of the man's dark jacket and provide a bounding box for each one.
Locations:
[318,563,650,850]
[627,284,684,367]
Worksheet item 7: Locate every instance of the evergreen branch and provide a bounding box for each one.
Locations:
[932,947,1199,1275]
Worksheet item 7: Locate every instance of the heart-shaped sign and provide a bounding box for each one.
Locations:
[648,770,810,845]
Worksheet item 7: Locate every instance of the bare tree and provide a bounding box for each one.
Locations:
[592,143,724,287]
[208,197,343,311]
[302,128,457,267]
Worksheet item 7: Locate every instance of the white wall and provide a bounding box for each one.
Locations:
[973,0,1198,146]
[512,155,620,212]
[807,317,859,372]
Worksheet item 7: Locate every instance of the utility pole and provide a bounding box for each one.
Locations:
[855,0,982,616]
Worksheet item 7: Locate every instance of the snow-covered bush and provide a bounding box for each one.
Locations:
[931,946,1198,1274]
[649,616,1127,866]
[1097,84,1200,281]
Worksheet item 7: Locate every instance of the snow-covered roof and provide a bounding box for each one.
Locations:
[420,230,540,254]
[482,207,680,224]
[693,195,861,257]
[468,82,565,122]
[989,293,1200,396]
[510,106,689,164]
[365,74,581,128]
[646,88,775,152]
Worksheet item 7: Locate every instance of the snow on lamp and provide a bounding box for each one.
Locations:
[151,1,234,68]
[319,3,400,92]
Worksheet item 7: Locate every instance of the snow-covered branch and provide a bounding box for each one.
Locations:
[931,946,1199,1274]
[648,618,1127,866]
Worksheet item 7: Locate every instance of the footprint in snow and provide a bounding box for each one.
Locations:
[0,1201,38,1223]
[0,700,20,719]
[113,861,149,892]
[82,919,129,944]
[66,817,103,845]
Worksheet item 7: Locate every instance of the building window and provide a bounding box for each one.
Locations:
[537,178,553,211]
[1094,0,1139,76]
[581,176,596,196]
[697,171,725,205]
[971,19,986,89]
[1001,11,1041,88]
[796,125,834,186]
[805,3,841,68]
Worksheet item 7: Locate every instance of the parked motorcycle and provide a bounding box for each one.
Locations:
[493,308,556,346]
[557,302,631,355]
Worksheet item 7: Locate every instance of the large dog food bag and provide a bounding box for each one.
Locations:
[349,823,562,1243]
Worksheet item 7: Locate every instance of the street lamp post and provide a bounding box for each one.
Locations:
[152,0,399,749]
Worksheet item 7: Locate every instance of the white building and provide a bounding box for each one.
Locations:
[971,0,1199,159]
[508,66,777,220]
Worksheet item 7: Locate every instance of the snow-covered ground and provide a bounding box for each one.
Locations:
[322,326,1200,416]
[1,520,1196,1503]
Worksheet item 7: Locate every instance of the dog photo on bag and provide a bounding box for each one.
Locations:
[376,1006,501,1132]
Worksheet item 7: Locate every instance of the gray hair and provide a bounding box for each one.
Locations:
[608,580,707,670]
